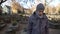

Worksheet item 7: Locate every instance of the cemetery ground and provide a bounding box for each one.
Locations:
[0,15,60,34]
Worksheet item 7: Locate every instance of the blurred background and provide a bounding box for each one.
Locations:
[0,0,60,34]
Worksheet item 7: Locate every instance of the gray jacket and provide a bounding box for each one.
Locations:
[27,3,49,34]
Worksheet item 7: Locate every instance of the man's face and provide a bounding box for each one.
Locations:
[38,10,43,16]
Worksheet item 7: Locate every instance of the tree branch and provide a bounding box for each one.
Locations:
[0,0,7,5]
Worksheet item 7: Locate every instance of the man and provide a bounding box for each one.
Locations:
[27,3,49,34]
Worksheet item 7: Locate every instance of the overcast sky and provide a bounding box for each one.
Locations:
[1,0,60,9]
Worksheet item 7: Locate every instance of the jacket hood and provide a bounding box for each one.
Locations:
[32,12,47,19]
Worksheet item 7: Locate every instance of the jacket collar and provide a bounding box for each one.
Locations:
[32,12,47,19]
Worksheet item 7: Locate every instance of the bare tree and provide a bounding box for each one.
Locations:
[45,0,53,6]
[44,0,54,14]
[0,0,7,15]
[0,0,7,5]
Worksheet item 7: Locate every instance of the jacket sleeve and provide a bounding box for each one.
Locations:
[45,19,49,34]
[27,18,33,34]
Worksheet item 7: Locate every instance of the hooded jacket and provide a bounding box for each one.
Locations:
[27,3,49,34]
